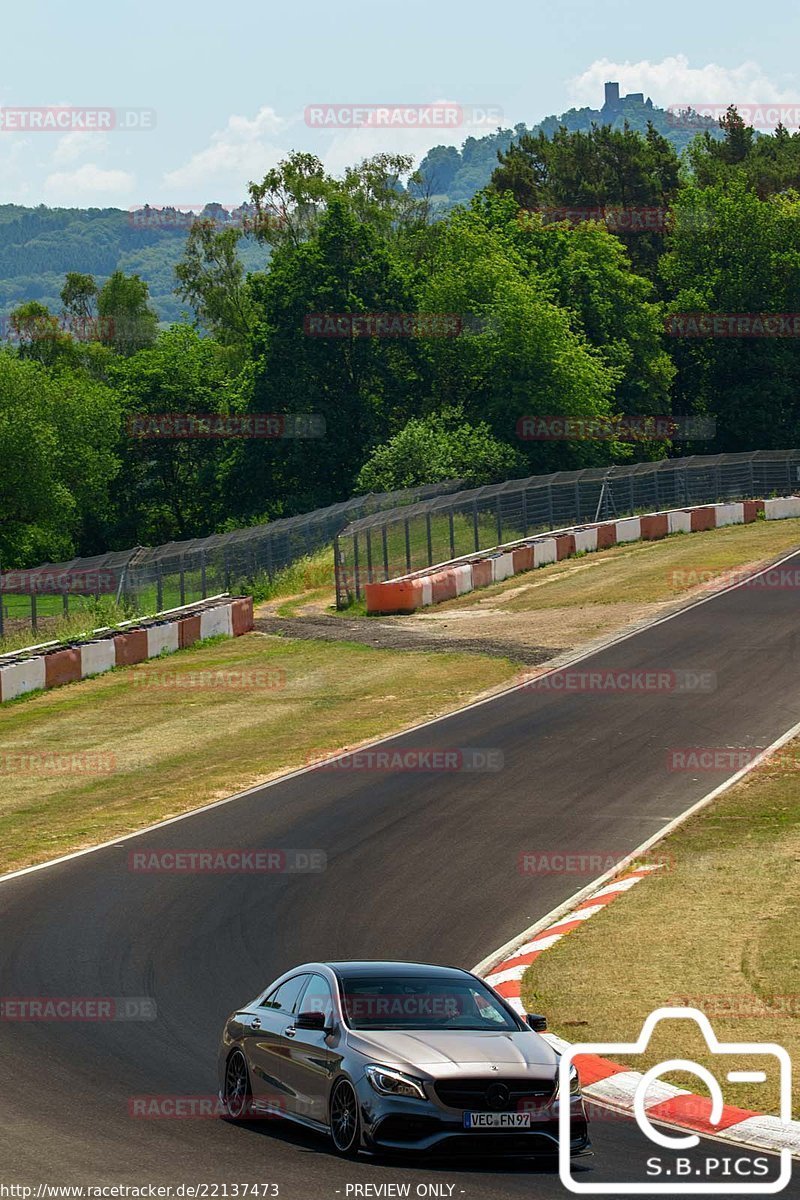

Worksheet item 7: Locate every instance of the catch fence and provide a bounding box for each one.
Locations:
[334,451,800,606]
[0,479,464,640]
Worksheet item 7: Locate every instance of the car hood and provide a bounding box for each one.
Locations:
[346,1028,558,1073]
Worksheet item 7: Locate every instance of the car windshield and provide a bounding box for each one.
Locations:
[340,974,520,1031]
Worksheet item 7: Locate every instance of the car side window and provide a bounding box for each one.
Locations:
[299,973,334,1024]
[261,974,310,1014]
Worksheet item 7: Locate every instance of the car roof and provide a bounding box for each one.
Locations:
[323,960,471,979]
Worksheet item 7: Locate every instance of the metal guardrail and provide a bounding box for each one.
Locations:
[0,479,464,639]
[334,451,800,606]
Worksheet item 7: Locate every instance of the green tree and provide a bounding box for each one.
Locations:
[110,325,239,544]
[97,270,159,355]
[0,352,120,565]
[356,408,524,491]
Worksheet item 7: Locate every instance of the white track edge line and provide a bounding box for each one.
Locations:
[3,544,800,889]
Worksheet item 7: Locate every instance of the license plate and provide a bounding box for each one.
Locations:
[463,1112,531,1129]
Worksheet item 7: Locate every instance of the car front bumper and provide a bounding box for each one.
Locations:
[355,1077,590,1157]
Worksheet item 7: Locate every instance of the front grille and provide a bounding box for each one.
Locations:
[434,1076,555,1111]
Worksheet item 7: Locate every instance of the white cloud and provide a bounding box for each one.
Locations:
[569,55,799,109]
[163,106,287,195]
[42,163,135,205]
[53,130,109,165]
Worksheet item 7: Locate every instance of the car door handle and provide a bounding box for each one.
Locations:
[250,1017,261,1030]
[285,1026,296,1038]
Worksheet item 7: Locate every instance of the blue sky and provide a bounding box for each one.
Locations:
[1,0,798,208]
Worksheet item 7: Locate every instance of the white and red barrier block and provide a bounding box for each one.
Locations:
[362,495,791,614]
[80,639,116,679]
[0,655,46,702]
[146,622,180,657]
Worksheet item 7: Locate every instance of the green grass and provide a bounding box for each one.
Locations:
[434,518,800,613]
[0,630,517,874]
[521,739,800,1115]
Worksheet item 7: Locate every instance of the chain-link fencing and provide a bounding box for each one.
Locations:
[334,451,800,606]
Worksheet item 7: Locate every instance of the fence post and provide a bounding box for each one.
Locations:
[425,513,433,567]
[404,519,411,572]
[574,481,580,522]
[382,525,389,580]
[547,483,554,528]
[223,548,232,594]
[473,501,480,551]
[333,534,344,607]
[366,528,373,584]
[156,561,163,612]
[496,497,503,545]
[31,592,37,632]
[448,510,456,559]
[521,490,528,535]
[63,594,69,618]
[353,534,361,600]
[179,556,186,607]
[200,550,207,599]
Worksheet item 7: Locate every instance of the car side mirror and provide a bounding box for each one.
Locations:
[526,1013,547,1032]
[296,1009,328,1031]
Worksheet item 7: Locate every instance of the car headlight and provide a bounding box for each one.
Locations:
[364,1064,428,1100]
[555,1063,581,1098]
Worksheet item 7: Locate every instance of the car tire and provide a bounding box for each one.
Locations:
[223,1049,253,1120]
[329,1077,360,1156]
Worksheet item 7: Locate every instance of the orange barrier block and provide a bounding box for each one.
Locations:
[640,513,669,540]
[230,596,254,635]
[690,506,716,532]
[114,628,149,666]
[512,545,534,573]
[365,580,421,614]
[471,560,493,588]
[179,614,202,649]
[555,533,576,561]
[596,523,617,550]
[44,647,82,689]
[430,570,457,604]
[743,499,765,522]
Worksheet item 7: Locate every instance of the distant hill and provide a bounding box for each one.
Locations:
[0,203,268,324]
[0,90,721,323]
[414,85,721,209]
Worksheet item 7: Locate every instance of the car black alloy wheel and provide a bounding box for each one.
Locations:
[224,1049,252,1120]
[330,1078,360,1155]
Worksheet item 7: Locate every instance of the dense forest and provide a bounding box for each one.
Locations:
[0,91,717,322]
[3,105,800,571]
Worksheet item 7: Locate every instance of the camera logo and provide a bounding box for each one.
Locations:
[558,1007,792,1194]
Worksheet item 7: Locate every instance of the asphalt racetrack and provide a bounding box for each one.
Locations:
[2,554,800,1198]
